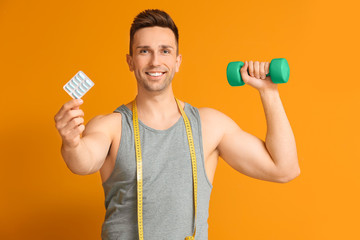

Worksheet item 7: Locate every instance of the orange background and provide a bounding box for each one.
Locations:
[1,0,359,239]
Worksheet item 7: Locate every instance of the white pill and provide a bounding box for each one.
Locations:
[81,83,89,90]
[80,85,88,92]
[75,89,82,97]
[65,85,72,92]
[85,79,92,87]
[78,86,85,93]
[67,83,74,89]
[72,79,79,86]
[78,71,86,80]
[69,81,76,88]
[74,76,82,83]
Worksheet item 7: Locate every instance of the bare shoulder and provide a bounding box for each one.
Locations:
[198,107,227,119]
[198,107,239,131]
[198,107,240,150]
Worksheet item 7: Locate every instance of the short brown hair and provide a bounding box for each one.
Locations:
[129,9,179,56]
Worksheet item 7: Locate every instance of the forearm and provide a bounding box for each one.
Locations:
[61,139,95,175]
[260,88,300,177]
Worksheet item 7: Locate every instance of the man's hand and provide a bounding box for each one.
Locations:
[54,99,85,149]
[240,60,278,92]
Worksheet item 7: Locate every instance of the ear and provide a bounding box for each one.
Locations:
[126,54,134,72]
[175,54,182,72]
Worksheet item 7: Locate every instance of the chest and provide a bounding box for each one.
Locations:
[100,107,217,186]
[120,124,193,182]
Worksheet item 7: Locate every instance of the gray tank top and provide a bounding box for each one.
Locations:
[101,102,213,240]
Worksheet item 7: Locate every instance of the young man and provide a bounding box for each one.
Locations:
[54,9,300,240]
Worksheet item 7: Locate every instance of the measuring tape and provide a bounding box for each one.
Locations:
[132,98,198,240]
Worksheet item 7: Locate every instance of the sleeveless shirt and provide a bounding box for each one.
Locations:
[101,102,213,240]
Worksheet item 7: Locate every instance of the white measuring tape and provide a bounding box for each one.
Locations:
[132,98,198,240]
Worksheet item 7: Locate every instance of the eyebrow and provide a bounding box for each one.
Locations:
[136,45,174,49]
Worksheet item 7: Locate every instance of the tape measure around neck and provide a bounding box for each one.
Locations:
[132,98,198,240]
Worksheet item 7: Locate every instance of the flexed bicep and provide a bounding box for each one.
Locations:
[211,111,284,183]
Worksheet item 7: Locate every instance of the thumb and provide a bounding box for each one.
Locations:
[240,61,251,84]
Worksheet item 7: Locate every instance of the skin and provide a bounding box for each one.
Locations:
[54,26,300,185]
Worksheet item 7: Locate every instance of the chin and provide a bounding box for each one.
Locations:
[144,84,169,92]
[142,80,172,93]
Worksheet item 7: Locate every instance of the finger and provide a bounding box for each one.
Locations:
[62,124,85,147]
[67,117,85,131]
[254,61,260,79]
[55,99,83,126]
[240,61,251,84]
[240,61,249,76]
[55,99,83,123]
[77,124,86,135]
[260,62,266,79]
[265,62,270,75]
[56,109,85,130]
[63,99,83,113]
[248,60,254,77]
[60,117,85,137]
[67,124,86,141]
[61,109,84,126]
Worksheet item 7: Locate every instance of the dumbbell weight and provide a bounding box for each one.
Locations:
[227,58,290,86]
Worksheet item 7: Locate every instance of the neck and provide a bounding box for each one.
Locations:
[135,84,180,120]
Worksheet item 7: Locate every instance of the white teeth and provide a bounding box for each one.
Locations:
[147,72,163,77]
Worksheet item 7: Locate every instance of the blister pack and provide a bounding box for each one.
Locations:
[63,71,94,99]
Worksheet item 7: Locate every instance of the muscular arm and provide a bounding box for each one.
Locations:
[55,99,119,175]
[201,61,300,183]
[201,108,285,183]
[201,97,298,183]
[259,89,299,181]
[217,91,298,183]
[61,115,114,175]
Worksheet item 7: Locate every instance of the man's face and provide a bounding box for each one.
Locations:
[127,26,182,93]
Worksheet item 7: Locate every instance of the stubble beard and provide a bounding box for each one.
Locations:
[137,70,175,93]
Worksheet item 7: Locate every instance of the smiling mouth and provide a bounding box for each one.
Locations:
[145,72,166,77]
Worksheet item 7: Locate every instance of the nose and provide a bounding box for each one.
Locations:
[150,52,161,67]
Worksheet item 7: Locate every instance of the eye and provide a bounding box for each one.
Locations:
[139,49,148,54]
[162,49,170,54]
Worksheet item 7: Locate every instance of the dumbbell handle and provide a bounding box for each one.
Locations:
[227,58,290,87]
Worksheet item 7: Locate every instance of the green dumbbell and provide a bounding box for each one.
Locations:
[226,58,290,86]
